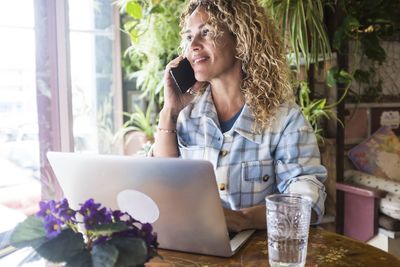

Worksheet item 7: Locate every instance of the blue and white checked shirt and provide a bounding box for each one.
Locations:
[177,86,327,222]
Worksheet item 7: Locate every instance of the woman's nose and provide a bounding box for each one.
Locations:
[189,35,202,51]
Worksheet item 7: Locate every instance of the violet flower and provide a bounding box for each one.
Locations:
[78,199,112,229]
[36,200,57,219]
[56,198,76,222]
[44,217,63,238]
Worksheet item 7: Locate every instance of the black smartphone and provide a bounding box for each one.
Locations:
[169,58,197,93]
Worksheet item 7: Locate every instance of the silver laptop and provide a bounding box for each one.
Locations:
[47,151,254,257]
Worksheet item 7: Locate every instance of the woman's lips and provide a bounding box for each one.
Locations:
[193,56,208,64]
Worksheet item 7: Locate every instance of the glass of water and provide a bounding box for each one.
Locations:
[265,194,312,267]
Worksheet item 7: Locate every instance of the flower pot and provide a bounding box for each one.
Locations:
[123,131,153,155]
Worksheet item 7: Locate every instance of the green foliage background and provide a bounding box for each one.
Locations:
[117,0,399,141]
[120,0,186,106]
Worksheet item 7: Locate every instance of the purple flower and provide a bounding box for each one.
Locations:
[32,197,158,264]
[36,200,56,219]
[79,199,101,217]
[141,223,157,247]
[98,207,113,224]
[141,223,153,234]
[44,217,63,238]
[56,199,76,222]
[112,210,124,222]
[36,200,66,238]
[82,216,96,229]
[124,213,139,226]
[78,199,113,229]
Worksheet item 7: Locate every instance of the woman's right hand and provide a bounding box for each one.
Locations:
[162,56,205,116]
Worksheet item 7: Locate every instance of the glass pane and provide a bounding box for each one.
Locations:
[68,0,118,154]
[0,1,40,233]
[0,1,34,27]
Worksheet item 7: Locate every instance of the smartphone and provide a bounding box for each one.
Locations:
[169,58,197,93]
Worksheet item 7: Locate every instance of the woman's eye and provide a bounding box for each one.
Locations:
[185,35,192,41]
[201,29,210,37]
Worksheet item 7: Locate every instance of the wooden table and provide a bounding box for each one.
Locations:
[148,228,400,267]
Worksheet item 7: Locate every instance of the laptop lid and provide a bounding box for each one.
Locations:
[47,152,253,257]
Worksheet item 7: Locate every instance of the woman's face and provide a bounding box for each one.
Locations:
[182,7,239,82]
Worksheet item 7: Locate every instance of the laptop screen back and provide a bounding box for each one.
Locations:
[47,152,234,256]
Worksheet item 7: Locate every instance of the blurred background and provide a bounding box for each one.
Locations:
[0,0,399,259]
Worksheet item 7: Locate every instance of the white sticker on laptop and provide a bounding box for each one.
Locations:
[117,190,160,223]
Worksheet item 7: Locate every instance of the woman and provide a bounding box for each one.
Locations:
[153,0,327,232]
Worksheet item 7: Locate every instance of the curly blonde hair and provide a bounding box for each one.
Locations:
[180,0,294,131]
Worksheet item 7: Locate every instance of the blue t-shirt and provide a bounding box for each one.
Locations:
[220,107,244,133]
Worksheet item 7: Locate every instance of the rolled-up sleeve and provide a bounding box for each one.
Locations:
[274,108,327,224]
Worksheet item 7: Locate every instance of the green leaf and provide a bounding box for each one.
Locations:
[338,70,353,86]
[91,222,128,236]
[126,1,142,19]
[353,69,370,84]
[129,29,139,43]
[123,20,138,32]
[92,243,119,267]
[326,67,353,88]
[326,67,338,88]
[316,98,326,110]
[10,216,47,249]
[66,250,92,267]
[149,5,164,14]
[36,229,85,263]
[344,16,360,33]
[111,238,148,267]
[361,33,386,63]
[307,100,323,111]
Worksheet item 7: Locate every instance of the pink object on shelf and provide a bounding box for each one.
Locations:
[337,182,387,242]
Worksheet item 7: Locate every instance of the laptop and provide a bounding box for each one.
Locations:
[47,151,254,257]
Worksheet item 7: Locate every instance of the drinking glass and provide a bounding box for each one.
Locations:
[265,193,312,267]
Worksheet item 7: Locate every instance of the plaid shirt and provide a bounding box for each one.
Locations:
[177,86,327,222]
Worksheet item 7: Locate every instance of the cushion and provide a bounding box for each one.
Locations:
[379,213,400,231]
[348,126,400,181]
[380,194,400,221]
[344,170,400,195]
[344,170,400,220]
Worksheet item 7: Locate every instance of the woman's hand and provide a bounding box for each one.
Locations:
[153,56,205,158]
[223,205,267,232]
[223,208,249,232]
[163,56,205,116]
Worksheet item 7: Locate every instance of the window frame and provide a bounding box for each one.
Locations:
[34,0,122,199]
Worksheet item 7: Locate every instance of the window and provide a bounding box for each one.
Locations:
[35,0,122,200]
[0,0,41,232]
[68,0,122,153]
[0,0,122,237]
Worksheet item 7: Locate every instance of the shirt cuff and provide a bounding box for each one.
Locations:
[284,175,327,224]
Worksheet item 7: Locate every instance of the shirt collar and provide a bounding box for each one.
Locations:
[190,85,263,144]
[190,85,217,120]
[233,104,263,144]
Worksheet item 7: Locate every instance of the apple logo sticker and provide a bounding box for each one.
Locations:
[117,190,160,223]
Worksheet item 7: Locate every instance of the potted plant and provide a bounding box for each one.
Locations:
[8,198,158,266]
[113,104,156,155]
[260,0,332,71]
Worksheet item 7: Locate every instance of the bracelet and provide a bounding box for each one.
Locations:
[157,127,177,133]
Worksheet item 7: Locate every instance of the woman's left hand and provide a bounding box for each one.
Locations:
[223,208,249,232]
[223,205,267,232]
